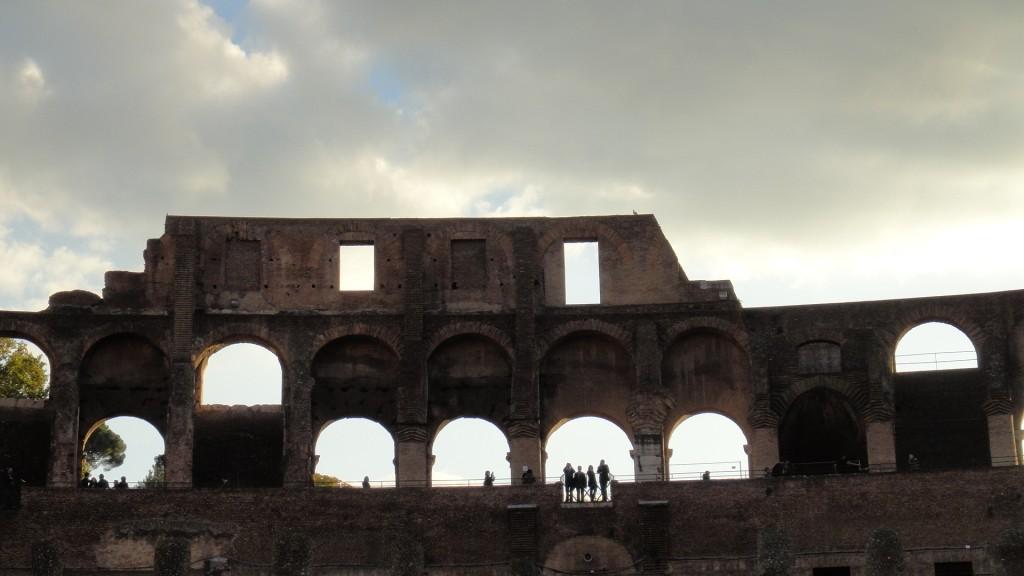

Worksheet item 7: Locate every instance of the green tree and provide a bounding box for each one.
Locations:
[82,424,127,476]
[313,472,347,488]
[0,337,49,399]
[143,454,166,488]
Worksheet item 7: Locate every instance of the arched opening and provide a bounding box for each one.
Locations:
[199,342,282,405]
[545,416,633,497]
[427,335,511,427]
[315,418,395,488]
[79,334,170,445]
[668,413,749,480]
[893,323,988,470]
[0,336,50,398]
[80,416,165,488]
[539,332,634,470]
[778,388,866,475]
[430,417,510,486]
[661,328,753,447]
[311,336,400,430]
[0,335,52,484]
[895,322,977,373]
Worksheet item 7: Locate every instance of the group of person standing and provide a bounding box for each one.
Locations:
[80,473,130,489]
[561,460,612,502]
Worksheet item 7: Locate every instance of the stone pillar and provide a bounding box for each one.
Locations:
[628,321,670,482]
[396,425,429,487]
[988,413,1018,467]
[396,228,428,487]
[865,420,897,472]
[282,361,314,487]
[631,433,666,482]
[508,422,542,484]
[47,363,79,488]
[748,427,779,476]
[165,217,197,489]
[510,227,541,482]
[163,362,195,488]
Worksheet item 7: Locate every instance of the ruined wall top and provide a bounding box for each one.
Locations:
[63,214,737,314]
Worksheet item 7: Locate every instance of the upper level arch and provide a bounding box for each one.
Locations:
[0,318,58,370]
[426,322,514,361]
[539,331,635,437]
[78,333,171,429]
[193,322,290,368]
[310,324,403,363]
[427,333,512,427]
[198,342,283,406]
[538,320,633,363]
[661,324,753,435]
[894,322,978,373]
[311,335,400,430]
[663,317,750,357]
[881,305,986,372]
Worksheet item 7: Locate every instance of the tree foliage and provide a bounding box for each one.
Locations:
[143,454,166,488]
[313,472,346,488]
[0,337,48,399]
[82,424,127,476]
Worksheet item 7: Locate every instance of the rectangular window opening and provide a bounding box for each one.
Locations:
[338,243,375,291]
[564,240,600,305]
[934,562,973,576]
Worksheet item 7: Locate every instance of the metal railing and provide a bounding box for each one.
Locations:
[668,460,746,481]
[895,350,977,372]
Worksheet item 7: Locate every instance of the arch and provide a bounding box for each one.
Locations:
[542,536,638,574]
[539,331,635,438]
[773,375,869,422]
[545,416,634,487]
[667,412,749,480]
[661,327,754,438]
[426,322,514,361]
[198,342,283,405]
[894,322,978,373]
[315,417,395,488]
[0,319,57,370]
[311,324,403,362]
[311,335,401,430]
[778,387,866,475]
[882,306,986,371]
[430,417,510,486]
[0,334,52,398]
[538,321,634,363]
[80,415,165,486]
[78,326,168,365]
[663,317,751,356]
[78,333,171,434]
[427,333,512,427]
[193,323,289,367]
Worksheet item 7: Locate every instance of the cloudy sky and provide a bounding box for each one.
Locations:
[2,1,1021,483]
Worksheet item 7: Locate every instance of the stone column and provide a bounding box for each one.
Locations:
[630,433,666,482]
[508,421,542,484]
[396,228,429,487]
[748,427,779,476]
[165,217,197,489]
[47,362,79,488]
[627,391,672,482]
[865,420,897,472]
[163,362,195,487]
[509,227,541,483]
[282,360,314,487]
[396,425,429,487]
[985,391,1018,467]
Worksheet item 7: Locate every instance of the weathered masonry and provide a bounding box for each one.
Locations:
[2,214,1024,575]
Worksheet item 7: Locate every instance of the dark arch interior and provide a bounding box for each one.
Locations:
[311,336,400,429]
[78,334,170,432]
[778,388,866,474]
[427,335,511,425]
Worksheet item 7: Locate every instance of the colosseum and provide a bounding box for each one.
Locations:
[1,214,1022,575]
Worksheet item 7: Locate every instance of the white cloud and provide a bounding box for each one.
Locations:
[15,58,49,104]
[0,228,111,311]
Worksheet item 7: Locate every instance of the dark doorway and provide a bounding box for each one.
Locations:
[778,388,866,474]
[934,561,973,576]
[813,568,851,576]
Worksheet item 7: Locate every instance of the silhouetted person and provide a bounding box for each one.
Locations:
[116,476,128,490]
[483,471,494,486]
[586,465,597,502]
[96,474,109,489]
[763,467,771,478]
[908,453,920,471]
[702,470,710,481]
[362,476,371,489]
[574,466,586,502]
[597,460,611,501]
[520,465,535,485]
[562,462,575,502]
